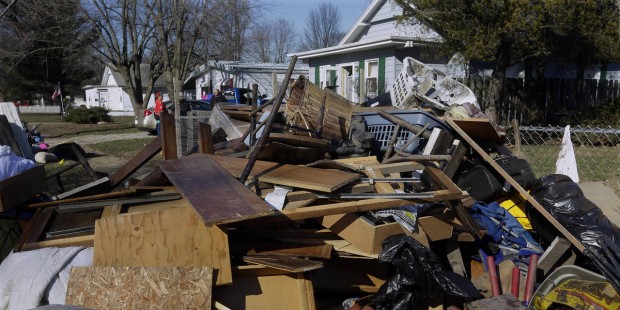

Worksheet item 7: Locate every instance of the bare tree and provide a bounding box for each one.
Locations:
[247,18,297,63]
[301,2,344,50]
[82,0,162,116]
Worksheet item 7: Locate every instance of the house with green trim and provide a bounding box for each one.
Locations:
[290,0,455,104]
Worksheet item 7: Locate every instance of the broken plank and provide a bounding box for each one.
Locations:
[109,136,161,188]
[160,155,274,225]
[66,266,213,310]
[94,206,232,285]
[209,154,360,193]
[243,255,324,272]
[244,242,333,259]
[446,118,585,253]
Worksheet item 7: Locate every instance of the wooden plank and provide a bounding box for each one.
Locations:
[28,187,159,208]
[268,133,329,150]
[0,165,48,212]
[364,167,396,194]
[280,198,424,221]
[537,236,575,276]
[94,206,232,285]
[22,234,94,251]
[213,269,315,310]
[159,155,274,225]
[100,204,122,219]
[109,136,161,188]
[446,118,585,252]
[54,177,111,201]
[198,122,214,154]
[245,243,333,259]
[442,139,467,178]
[161,113,177,160]
[243,255,324,272]
[209,154,360,193]
[66,266,213,310]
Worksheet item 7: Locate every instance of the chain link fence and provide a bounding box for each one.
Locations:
[504,125,620,192]
[175,111,211,156]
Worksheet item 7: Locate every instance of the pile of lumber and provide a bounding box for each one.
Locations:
[7,69,620,309]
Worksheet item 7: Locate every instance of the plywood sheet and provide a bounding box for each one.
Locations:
[94,206,232,285]
[209,154,360,192]
[66,266,212,309]
[160,155,274,225]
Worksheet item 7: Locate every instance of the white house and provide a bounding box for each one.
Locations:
[290,0,450,104]
[188,61,309,100]
[82,65,168,116]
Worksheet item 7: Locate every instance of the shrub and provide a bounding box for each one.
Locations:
[64,106,113,124]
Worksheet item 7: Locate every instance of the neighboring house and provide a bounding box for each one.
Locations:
[82,65,168,116]
[187,61,309,100]
[290,0,451,104]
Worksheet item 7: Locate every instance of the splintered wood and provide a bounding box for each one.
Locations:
[66,266,213,310]
[94,206,232,285]
[159,154,274,225]
[285,75,353,140]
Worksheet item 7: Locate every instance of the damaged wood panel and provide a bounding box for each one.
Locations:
[285,76,352,140]
[213,269,315,310]
[451,118,503,143]
[66,266,213,310]
[159,155,274,225]
[0,165,47,212]
[209,154,360,193]
[94,206,232,285]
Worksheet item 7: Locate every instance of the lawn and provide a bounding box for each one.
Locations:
[20,113,138,138]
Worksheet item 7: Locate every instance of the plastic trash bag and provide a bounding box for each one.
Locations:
[373,235,480,310]
[526,174,620,250]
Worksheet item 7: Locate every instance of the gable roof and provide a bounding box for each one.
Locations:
[103,64,166,88]
[290,0,441,59]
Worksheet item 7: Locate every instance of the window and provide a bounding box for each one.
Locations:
[365,59,379,97]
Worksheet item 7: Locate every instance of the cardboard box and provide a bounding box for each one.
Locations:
[0,165,47,212]
[320,212,407,254]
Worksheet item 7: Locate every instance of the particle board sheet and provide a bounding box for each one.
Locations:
[285,76,353,140]
[66,266,213,310]
[159,155,274,225]
[208,154,361,193]
[93,206,232,285]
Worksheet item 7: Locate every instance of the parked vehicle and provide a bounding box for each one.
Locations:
[134,99,211,134]
[222,88,269,105]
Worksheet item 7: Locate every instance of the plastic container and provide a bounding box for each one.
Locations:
[529,265,607,309]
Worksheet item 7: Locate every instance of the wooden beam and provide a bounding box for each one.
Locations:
[161,113,177,160]
[198,122,214,154]
[109,136,161,189]
[22,234,95,251]
[446,118,584,252]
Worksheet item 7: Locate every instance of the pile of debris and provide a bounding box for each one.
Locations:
[0,58,619,310]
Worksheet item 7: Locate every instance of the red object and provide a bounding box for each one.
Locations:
[523,254,539,304]
[511,266,520,299]
[51,85,61,100]
[143,109,153,117]
[487,255,500,297]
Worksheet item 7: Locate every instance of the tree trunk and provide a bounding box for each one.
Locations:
[484,41,511,123]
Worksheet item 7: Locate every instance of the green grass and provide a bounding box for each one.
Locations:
[518,144,620,187]
[20,114,138,138]
[88,138,158,159]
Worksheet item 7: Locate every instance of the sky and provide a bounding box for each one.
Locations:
[268,0,372,36]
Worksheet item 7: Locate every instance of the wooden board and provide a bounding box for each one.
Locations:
[209,154,360,193]
[159,155,274,225]
[451,118,503,143]
[243,255,324,272]
[243,241,333,259]
[66,266,212,309]
[109,136,161,188]
[213,269,315,310]
[94,206,232,285]
[268,133,329,150]
[446,118,585,252]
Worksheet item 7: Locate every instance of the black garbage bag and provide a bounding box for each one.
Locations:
[373,235,481,310]
[526,174,620,250]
